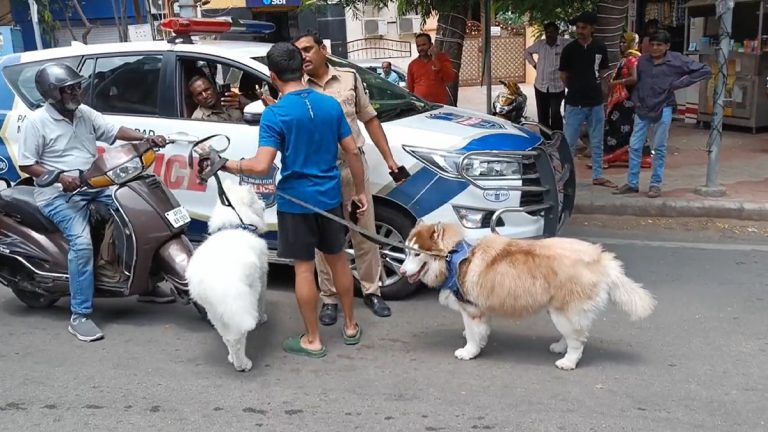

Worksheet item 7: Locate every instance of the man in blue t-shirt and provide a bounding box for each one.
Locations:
[216,42,368,358]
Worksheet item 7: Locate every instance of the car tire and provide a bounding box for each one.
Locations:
[11,288,60,309]
[346,204,419,301]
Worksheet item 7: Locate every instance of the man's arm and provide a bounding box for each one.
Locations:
[17,119,80,191]
[223,146,278,177]
[339,134,367,211]
[558,45,570,87]
[406,62,415,93]
[524,40,540,69]
[363,117,398,172]
[434,52,456,84]
[670,56,712,91]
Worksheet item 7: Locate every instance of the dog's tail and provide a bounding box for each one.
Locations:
[601,251,657,321]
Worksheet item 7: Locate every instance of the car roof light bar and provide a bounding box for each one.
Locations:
[159,17,276,36]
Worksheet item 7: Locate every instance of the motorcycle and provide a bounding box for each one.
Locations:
[492,80,528,124]
[0,133,216,319]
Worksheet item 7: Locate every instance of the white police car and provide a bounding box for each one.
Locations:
[0,18,575,300]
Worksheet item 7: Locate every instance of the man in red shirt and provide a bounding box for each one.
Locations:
[407,33,456,104]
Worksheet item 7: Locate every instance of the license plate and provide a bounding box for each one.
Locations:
[165,206,191,228]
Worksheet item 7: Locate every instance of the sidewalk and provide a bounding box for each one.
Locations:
[457,85,768,221]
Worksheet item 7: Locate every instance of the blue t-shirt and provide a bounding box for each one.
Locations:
[259,88,352,214]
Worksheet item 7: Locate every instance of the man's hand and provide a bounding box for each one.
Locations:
[147,134,167,147]
[59,174,81,193]
[428,45,439,58]
[221,92,249,110]
[351,193,368,218]
[386,159,399,174]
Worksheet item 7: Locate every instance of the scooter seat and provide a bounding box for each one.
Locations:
[0,186,59,233]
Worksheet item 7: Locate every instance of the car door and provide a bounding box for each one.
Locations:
[155,52,281,243]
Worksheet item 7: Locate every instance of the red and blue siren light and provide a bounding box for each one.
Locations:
[160,17,276,36]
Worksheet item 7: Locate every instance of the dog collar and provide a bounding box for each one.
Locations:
[438,240,474,305]
[211,223,261,235]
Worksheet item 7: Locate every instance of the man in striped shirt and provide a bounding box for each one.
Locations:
[525,22,570,135]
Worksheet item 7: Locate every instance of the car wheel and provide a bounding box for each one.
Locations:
[345,204,418,301]
[11,288,60,309]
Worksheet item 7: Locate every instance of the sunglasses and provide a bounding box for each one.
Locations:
[61,83,82,94]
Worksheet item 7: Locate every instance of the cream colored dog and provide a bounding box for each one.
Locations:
[399,221,657,370]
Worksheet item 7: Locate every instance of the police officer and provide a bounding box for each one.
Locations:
[293,31,400,324]
[17,63,172,342]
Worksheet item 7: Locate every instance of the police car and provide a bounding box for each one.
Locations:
[0,18,575,300]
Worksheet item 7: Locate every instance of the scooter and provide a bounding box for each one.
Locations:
[0,134,207,317]
[492,80,528,124]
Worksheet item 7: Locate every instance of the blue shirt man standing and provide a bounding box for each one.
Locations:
[614,30,711,198]
[217,42,367,358]
[381,61,401,85]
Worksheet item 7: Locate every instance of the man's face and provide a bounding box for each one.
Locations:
[382,62,392,74]
[649,41,670,58]
[189,79,217,108]
[415,36,431,56]
[544,27,558,45]
[294,36,326,76]
[59,82,82,111]
[575,22,593,40]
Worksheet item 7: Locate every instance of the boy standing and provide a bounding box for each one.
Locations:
[614,31,711,198]
[214,42,366,358]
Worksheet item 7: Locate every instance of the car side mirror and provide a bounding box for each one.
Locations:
[243,100,266,126]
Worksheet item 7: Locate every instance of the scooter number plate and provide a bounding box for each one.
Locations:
[165,206,191,228]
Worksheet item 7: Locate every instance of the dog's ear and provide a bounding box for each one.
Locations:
[415,218,424,227]
[431,222,444,241]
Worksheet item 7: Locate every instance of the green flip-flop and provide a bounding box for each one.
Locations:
[282,335,327,358]
[343,323,362,345]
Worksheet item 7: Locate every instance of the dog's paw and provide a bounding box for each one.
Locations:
[258,313,269,325]
[454,347,480,360]
[228,353,234,364]
[549,340,567,354]
[234,357,253,372]
[555,358,577,371]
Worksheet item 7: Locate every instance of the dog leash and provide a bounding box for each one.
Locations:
[275,191,447,258]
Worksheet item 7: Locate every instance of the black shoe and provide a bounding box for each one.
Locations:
[364,294,391,318]
[319,303,338,326]
[613,184,639,195]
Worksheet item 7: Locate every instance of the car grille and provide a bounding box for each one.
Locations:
[520,157,546,217]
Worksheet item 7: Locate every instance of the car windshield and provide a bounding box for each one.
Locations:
[252,55,438,122]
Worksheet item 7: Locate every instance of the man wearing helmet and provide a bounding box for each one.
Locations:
[16,63,173,342]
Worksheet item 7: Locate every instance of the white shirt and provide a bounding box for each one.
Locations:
[525,37,571,93]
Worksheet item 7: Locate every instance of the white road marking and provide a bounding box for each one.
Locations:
[584,237,768,252]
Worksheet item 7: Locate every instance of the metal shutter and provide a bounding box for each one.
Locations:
[54,26,121,47]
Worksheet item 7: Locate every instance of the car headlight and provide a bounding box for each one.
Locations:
[453,207,486,229]
[106,158,144,183]
[403,146,521,180]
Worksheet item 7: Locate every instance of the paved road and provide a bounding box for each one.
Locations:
[1,217,767,431]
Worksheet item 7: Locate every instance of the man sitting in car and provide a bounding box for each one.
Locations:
[188,75,248,123]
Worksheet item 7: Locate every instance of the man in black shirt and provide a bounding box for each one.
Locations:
[559,11,616,188]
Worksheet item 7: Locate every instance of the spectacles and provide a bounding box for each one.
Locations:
[61,83,82,94]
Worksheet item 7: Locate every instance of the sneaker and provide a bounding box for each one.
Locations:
[68,315,104,342]
[137,285,176,304]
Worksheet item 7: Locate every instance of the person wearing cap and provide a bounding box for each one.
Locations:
[559,11,616,189]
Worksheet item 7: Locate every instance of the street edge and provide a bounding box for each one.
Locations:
[574,198,768,221]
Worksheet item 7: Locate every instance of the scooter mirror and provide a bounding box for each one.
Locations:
[36,170,62,188]
[243,100,265,126]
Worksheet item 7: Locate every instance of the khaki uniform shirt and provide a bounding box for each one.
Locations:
[304,65,377,160]
[191,104,243,123]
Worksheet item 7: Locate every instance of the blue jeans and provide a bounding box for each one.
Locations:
[626,107,673,189]
[38,189,116,316]
[564,104,605,179]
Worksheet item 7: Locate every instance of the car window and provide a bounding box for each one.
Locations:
[81,55,163,116]
[177,56,277,120]
[252,55,435,122]
[1,56,82,109]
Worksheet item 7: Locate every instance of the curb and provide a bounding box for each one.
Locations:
[574,197,768,221]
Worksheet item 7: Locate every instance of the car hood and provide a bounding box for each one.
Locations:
[382,105,542,153]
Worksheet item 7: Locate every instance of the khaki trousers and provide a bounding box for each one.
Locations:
[316,156,381,303]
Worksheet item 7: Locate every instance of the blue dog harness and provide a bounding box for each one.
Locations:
[438,240,475,305]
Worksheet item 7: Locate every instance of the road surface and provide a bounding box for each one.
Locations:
[1,216,766,431]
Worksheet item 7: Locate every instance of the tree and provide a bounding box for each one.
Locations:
[305,0,604,106]
[594,0,630,68]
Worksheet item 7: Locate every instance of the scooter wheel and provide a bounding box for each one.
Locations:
[11,288,60,309]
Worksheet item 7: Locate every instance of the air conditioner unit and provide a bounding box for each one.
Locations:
[397,16,421,35]
[363,18,387,37]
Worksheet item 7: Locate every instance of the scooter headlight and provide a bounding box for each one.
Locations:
[106,158,144,184]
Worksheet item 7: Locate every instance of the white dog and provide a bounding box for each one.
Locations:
[186,180,269,372]
[399,221,656,370]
